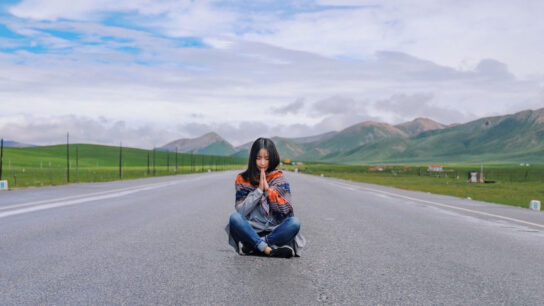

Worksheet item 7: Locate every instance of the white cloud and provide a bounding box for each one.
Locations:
[272,98,305,114]
[371,93,474,124]
[2,1,544,147]
[241,1,544,78]
[0,114,181,148]
[8,0,237,38]
[1,39,541,146]
[8,0,544,78]
[9,0,181,21]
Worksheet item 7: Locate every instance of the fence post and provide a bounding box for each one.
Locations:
[119,142,122,179]
[0,138,3,180]
[153,148,156,176]
[76,145,79,180]
[175,147,178,173]
[66,132,70,183]
[147,151,150,175]
[13,166,17,187]
[167,151,170,173]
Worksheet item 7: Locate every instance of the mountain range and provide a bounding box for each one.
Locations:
[6,108,542,164]
[1,140,35,148]
[159,108,544,164]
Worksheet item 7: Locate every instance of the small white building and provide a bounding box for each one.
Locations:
[428,165,443,172]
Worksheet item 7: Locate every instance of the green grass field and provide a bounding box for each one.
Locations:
[0,144,247,187]
[282,162,544,209]
[2,144,543,209]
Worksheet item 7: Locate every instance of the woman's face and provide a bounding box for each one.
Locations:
[256,148,269,171]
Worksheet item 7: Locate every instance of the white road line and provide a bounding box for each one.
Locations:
[0,190,140,219]
[330,180,544,229]
[0,174,214,211]
[0,181,174,211]
[0,176,209,219]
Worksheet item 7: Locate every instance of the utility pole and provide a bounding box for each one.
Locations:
[66,132,70,183]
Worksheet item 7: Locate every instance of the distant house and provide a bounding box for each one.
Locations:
[468,171,481,183]
[428,165,443,172]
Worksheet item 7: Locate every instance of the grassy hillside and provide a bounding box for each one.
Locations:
[300,122,407,160]
[0,144,247,188]
[326,109,544,164]
[160,108,544,164]
[194,141,237,155]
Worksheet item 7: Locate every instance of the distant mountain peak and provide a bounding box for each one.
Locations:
[199,131,225,142]
[160,132,234,155]
[354,120,384,127]
[515,107,544,124]
[1,140,35,148]
[534,108,544,124]
[342,121,406,137]
[395,117,446,137]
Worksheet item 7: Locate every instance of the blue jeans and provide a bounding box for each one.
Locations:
[229,212,301,252]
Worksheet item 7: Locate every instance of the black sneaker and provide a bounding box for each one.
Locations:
[269,245,294,258]
[237,241,255,255]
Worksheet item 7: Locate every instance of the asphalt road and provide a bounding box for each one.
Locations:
[1,170,543,305]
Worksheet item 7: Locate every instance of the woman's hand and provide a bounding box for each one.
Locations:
[263,170,269,191]
[259,168,265,191]
[259,168,269,191]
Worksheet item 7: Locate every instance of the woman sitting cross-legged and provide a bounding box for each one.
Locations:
[225,137,305,258]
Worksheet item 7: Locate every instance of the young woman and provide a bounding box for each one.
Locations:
[225,137,305,258]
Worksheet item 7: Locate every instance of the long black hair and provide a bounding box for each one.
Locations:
[241,137,280,186]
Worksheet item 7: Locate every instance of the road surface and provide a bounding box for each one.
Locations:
[1,170,543,305]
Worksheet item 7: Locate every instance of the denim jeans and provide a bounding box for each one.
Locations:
[229,212,301,252]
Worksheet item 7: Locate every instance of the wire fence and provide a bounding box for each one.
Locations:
[0,141,247,188]
[371,166,544,183]
[288,163,544,184]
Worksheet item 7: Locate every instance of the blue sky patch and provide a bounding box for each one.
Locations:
[102,12,150,33]
[116,46,140,54]
[35,28,81,40]
[101,36,133,43]
[0,0,21,12]
[216,1,376,20]
[175,37,206,48]
[0,45,46,54]
[0,23,24,38]
[135,60,154,66]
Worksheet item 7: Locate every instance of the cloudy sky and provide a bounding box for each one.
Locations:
[1,0,543,148]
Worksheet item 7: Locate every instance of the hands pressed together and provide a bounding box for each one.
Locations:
[258,168,269,192]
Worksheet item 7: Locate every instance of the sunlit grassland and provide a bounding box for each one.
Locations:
[0,144,247,188]
[282,162,544,209]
